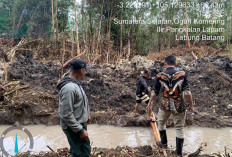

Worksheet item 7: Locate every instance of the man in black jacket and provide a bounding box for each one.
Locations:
[134,69,151,117]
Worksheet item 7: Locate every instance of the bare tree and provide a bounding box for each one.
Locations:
[74,0,80,55]
[106,8,113,63]
[127,30,131,60]
[96,0,104,54]
[185,0,191,48]
[120,11,123,54]
[17,4,28,29]
[55,0,59,42]
[71,29,74,57]
[61,33,66,78]
[211,0,218,27]
[81,0,86,45]
[51,0,55,37]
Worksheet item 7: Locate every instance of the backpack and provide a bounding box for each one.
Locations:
[158,71,185,99]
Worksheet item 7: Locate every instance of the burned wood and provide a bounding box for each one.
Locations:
[47,145,55,152]
[47,145,60,157]
[35,110,52,116]
[188,142,207,157]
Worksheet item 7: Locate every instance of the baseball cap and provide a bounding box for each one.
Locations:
[70,59,87,70]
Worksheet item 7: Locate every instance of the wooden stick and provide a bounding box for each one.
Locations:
[3,61,8,84]
[47,145,54,152]
[4,85,29,96]
[152,112,161,141]
[47,145,60,157]
[191,51,198,60]
[150,112,167,156]
[151,122,160,143]
[57,69,71,84]
[188,142,207,157]
[4,81,20,87]
[62,51,85,68]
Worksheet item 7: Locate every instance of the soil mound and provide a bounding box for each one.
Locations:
[0,52,231,127]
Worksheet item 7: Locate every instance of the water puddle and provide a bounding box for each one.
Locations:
[0,125,231,155]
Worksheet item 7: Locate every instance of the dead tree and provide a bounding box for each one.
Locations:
[74,0,80,55]
[55,0,59,42]
[71,29,74,57]
[96,0,104,54]
[51,0,55,37]
[185,0,191,48]
[120,11,123,54]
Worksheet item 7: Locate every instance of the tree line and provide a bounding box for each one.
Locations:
[0,0,231,63]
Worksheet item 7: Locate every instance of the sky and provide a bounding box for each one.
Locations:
[76,0,81,4]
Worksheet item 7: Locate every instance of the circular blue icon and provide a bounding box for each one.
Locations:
[0,126,34,157]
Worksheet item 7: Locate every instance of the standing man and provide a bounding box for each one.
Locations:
[147,55,194,157]
[57,59,91,157]
[134,69,151,117]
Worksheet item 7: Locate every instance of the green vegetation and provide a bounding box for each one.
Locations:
[0,0,51,38]
[0,0,231,57]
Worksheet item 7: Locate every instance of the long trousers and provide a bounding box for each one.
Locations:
[63,123,91,157]
[158,108,186,138]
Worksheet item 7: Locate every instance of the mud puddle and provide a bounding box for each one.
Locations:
[0,125,231,155]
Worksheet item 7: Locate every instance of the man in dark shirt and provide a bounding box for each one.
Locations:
[147,55,194,157]
[134,69,151,116]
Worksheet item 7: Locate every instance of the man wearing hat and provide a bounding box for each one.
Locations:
[147,55,194,157]
[57,59,91,157]
[134,69,152,117]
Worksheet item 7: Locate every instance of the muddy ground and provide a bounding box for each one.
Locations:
[0,52,232,157]
[16,145,231,157]
[0,52,232,128]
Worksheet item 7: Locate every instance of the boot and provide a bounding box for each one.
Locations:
[176,137,184,157]
[159,130,168,148]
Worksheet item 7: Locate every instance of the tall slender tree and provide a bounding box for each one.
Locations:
[74,0,80,55]
[55,0,59,41]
